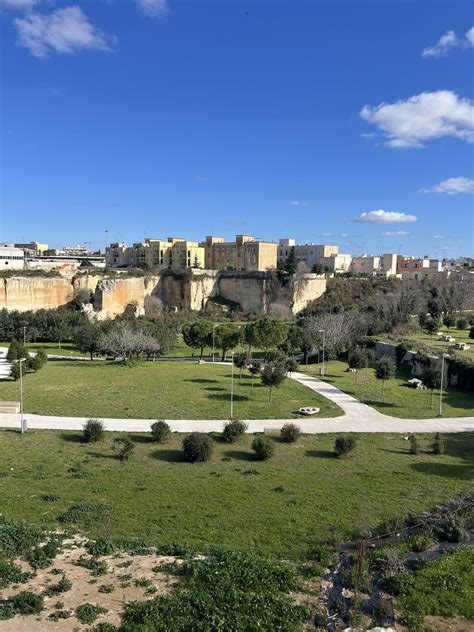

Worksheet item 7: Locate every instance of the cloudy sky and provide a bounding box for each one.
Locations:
[1,0,473,257]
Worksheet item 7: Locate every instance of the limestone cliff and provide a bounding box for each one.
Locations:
[0,270,326,317]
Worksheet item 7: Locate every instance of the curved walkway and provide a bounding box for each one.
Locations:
[0,361,472,433]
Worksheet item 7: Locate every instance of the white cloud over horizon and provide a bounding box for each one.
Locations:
[360,91,474,148]
[353,210,417,224]
[422,26,474,58]
[13,6,117,58]
[135,0,168,18]
[418,176,474,195]
[0,0,39,11]
[382,230,410,236]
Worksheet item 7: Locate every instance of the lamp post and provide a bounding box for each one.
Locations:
[439,353,448,417]
[19,357,26,433]
[319,329,326,377]
[212,324,217,363]
[230,351,235,419]
[23,326,26,345]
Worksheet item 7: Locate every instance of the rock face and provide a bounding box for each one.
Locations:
[0,276,74,311]
[0,270,327,317]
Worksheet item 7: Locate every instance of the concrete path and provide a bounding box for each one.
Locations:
[0,363,472,434]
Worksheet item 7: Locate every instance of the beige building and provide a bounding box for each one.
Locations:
[321,253,353,274]
[202,235,277,271]
[0,244,25,270]
[14,241,49,256]
[106,237,206,270]
[278,239,339,270]
[349,253,398,277]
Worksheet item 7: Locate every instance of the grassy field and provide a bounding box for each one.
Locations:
[0,361,342,419]
[303,360,474,419]
[0,429,471,558]
[393,326,474,360]
[0,341,90,357]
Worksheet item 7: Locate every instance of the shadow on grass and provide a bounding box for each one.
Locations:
[204,386,226,392]
[410,462,473,480]
[223,450,255,461]
[183,378,219,384]
[379,448,409,455]
[129,434,153,444]
[85,451,116,460]
[60,433,84,444]
[305,449,335,459]
[151,449,183,463]
[208,393,250,402]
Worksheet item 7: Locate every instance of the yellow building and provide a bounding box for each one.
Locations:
[202,235,277,271]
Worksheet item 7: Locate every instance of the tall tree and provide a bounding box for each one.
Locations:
[74,322,102,360]
[182,321,213,359]
[285,246,298,274]
[348,346,368,384]
[214,325,243,361]
[260,362,287,401]
[375,355,396,402]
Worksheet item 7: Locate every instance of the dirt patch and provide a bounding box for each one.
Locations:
[0,537,179,630]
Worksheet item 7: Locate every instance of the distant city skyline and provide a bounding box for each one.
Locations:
[1,1,472,258]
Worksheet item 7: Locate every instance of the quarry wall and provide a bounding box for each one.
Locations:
[0,270,327,317]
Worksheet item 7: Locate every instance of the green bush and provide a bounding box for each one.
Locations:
[98,584,115,594]
[406,530,434,553]
[113,437,135,461]
[85,538,115,557]
[27,537,62,570]
[83,419,104,443]
[334,436,356,457]
[43,576,72,597]
[75,603,108,624]
[280,423,301,443]
[0,591,44,620]
[440,518,469,543]
[456,317,468,330]
[0,555,32,588]
[75,556,108,576]
[384,572,415,596]
[222,420,248,443]
[150,420,171,444]
[183,432,213,463]
[252,436,274,460]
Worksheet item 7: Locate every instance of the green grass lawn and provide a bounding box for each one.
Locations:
[303,360,474,419]
[395,326,474,360]
[0,341,90,357]
[0,361,342,419]
[0,430,471,558]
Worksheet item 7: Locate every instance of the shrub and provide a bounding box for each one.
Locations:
[75,603,108,624]
[334,436,356,457]
[150,420,171,444]
[75,556,108,576]
[43,576,72,597]
[0,555,32,588]
[0,591,44,620]
[252,436,274,460]
[409,435,419,455]
[406,530,434,553]
[384,572,415,596]
[86,538,115,557]
[440,518,469,543]
[432,433,445,455]
[182,432,213,463]
[113,437,135,461]
[83,419,104,443]
[280,423,301,443]
[98,584,115,594]
[456,317,468,330]
[222,420,248,443]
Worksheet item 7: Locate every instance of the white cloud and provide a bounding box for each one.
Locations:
[422,30,459,58]
[0,0,39,10]
[382,230,410,236]
[418,176,474,195]
[360,91,474,148]
[290,200,301,206]
[432,235,448,239]
[466,27,474,46]
[353,210,417,224]
[135,0,168,18]
[13,6,117,58]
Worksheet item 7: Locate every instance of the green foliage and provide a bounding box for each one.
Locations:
[27,536,62,569]
[244,318,288,353]
[83,419,105,443]
[280,423,301,443]
[334,435,356,457]
[48,609,72,621]
[456,317,468,330]
[181,321,213,358]
[375,354,396,400]
[0,518,44,557]
[74,322,102,359]
[9,361,26,381]
[43,576,72,597]
[86,538,116,557]
[409,435,419,455]
[260,362,287,401]
[113,437,135,461]
[0,591,44,620]
[150,420,171,444]
[233,351,250,377]
[395,342,409,366]
[213,324,243,361]
[122,550,308,631]
[183,432,213,463]
[75,603,108,624]
[75,556,108,576]
[405,530,434,553]
[43,494,60,502]
[222,420,248,443]
[400,548,474,627]
[0,554,32,588]
[252,436,274,460]
[384,571,415,596]
[98,583,115,594]
[58,502,112,524]
[440,517,469,543]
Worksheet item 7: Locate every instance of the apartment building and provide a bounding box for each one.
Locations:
[202,235,277,271]
[0,244,25,270]
[321,253,353,274]
[106,237,206,270]
[277,239,349,272]
[14,241,49,256]
[397,256,448,280]
[349,253,398,277]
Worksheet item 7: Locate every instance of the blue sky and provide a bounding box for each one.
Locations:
[1,0,473,258]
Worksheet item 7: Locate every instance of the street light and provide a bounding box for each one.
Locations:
[230,351,235,419]
[439,353,448,417]
[19,357,27,433]
[22,326,26,345]
[319,329,326,377]
[212,324,217,363]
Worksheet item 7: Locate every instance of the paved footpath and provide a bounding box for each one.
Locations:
[0,361,472,433]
